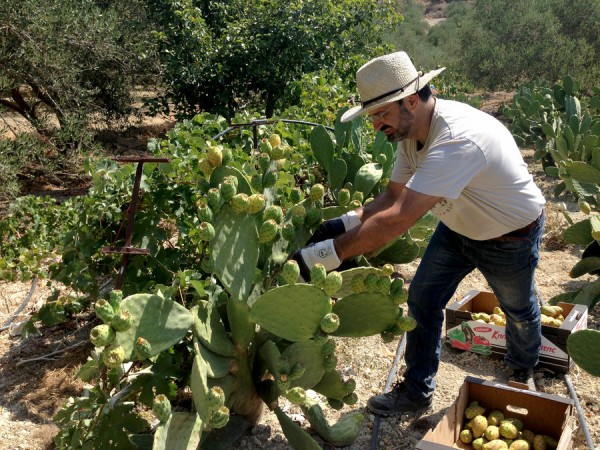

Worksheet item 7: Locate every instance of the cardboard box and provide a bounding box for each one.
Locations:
[416,376,575,449]
[445,291,588,373]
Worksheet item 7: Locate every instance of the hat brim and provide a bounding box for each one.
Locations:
[340,67,446,123]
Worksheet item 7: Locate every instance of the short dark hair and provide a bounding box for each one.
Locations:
[397,84,432,106]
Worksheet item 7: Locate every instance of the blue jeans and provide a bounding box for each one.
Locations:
[403,211,545,401]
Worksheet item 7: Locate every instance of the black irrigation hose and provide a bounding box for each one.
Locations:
[211,118,334,142]
[0,275,37,333]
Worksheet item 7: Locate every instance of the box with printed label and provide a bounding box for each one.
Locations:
[416,376,575,449]
[445,290,588,373]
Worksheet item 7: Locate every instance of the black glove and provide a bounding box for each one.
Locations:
[291,248,312,281]
[306,218,346,245]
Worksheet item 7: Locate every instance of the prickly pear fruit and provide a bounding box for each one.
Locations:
[310,263,327,288]
[258,138,272,156]
[288,362,305,380]
[222,147,232,165]
[270,144,285,160]
[291,203,306,218]
[465,402,486,419]
[152,394,172,423]
[111,309,132,332]
[390,277,404,295]
[108,289,123,310]
[483,440,508,450]
[351,275,366,293]
[460,429,474,444]
[321,313,340,333]
[198,204,214,223]
[542,435,557,448]
[199,221,216,241]
[521,430,535,444]
[509,440,531,450]
[532,435,546,450]
[343,378,356,394]
[321,338,336,356]
[259,219,279,244]
[471,415,488,438]
[209,405,230,429]
[305,207,323,227]
[323,271,343,296]
[250,174,263,191]
[324,354,338,370]
[263,205,284,224]
[134,337,152,360]
[281,260,300,285]
[206,386,226,411]
[375,276,392,294]
[102,344,126,368]
[207,188,222,210]
[247,193,266,215]
[268,133,281,148]
[377,153,387,165]
[472,438,486,450]
[90,324,115,347]
[231,193,249,214]
[263,171,277,188]
[485,425,500,440]
[290,187,303,203]
[352,191,364,203]
[281,222,296,241]
[328,398,344,410]
[501,418,523,431]
[94,299,115,323]
[396,316,417,332]
[220,179,237,201]
[258,152,271,173]
[207,145,223,167]
[541,304,563,318]
[199,158,213,176]
[309,183,325,202]
[285,387,307,405]
[487,410,504,426]
[381,264,394,276]
[349,199,362,209]
[364,273,379,292]
[499,422,519,439]
[337,188,351,206]
[343,392,358,405]
[291,213,304,228]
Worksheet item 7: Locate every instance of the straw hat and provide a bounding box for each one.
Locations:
[341,51,445,123]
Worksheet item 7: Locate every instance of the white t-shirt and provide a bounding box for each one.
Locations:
[390,98,545,240]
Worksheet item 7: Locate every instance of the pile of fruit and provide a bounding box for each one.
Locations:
[459,401,559,449]
[470,304,566,328]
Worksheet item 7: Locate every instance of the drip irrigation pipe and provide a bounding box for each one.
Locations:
[371,333,407,450]
[0,275,38,333]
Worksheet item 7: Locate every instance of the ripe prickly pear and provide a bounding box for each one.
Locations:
[247,193,266,215]
[321,313,340,333]
[258,219,279,244]
[485,425,500,440]
[337,188,351,206]
[281,260,300,285]
[281,222,296,241]
[351,275,366,293]
[199,222,216,241]
[472,438,486,450]
[263,205,284,224]
[323,271,343,296]
[310,263,327,288]
[111,309,132,332]
[220,179,237,201]
[309,183,325,202]
[94,299,115,323]
[268,133,282,148]
[102,344,126,368]
[465,401,486,419]
[90,324,115,347]
[207,145,223,167]
[487,410,504,426]
[199,158,213,176]
[263,171,277,188]
[343,392,358,405]
[460,429,474,444]
[206,386,226,411]
[471,415,488,438]
[364,274,379,292]
[207,188,222,210]
[290,187,304,203]
[198,204,214,223]
[396,316,417,332]
[483,439,508,450]
[509,440,531,450]
[288,362,305,380]
[258,152,271,173]
[324,354,338,370]
[501,418,523,431]
[285,387,307,405]
[153,394,172,423]
[258,138,272,155]
[499,422,518,439]
[134,337,152,360]
[231,193,249,214]
[270,145,285,160]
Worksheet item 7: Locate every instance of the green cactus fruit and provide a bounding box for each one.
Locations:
[290,187,304,203]
[376,153,387,165]
[500,418,523,431]
[292,213,304,228]
[209,405,230,429]
[487,410,504,426]
[321,338,336,356]
[291,203,306,218]
[396,316,417,332]
[282,260,301,285]
[485,425,500,441]
[342,392,358,405]
[324,355,338,370]
[352,191,364,203]
[206,386,226,411]
[108,290,123,310]
[285,386,307,405]
[324,271,343,296]
[268,133,282,147]
[258,152,271,173]
[222,147,232,165]
[271,145,285,160]
[199,221,216,241]
[310,183,325,202]
[220,179,237,201]
[263,205,284,224]
[231,193,249,214]
[263,171,277,188]
[111,309,132,332]
[389,277,404,296]
[321,313,340,333]
[465,401,486,419]
[90,324,116,347]
[471,415,488,438]
[380,330,395,343]
[102,344,126,368]
[343,378,356,394]
[327,398,344,410]
[337,189,351,206]
[247,193,266,215]
[258,138,272,155]
[310,263,327,287]
[94,299,115,323]
[350,275,366,293]
[207,188,222,210]
[133,336,152,360]
[282,222,296,241]
[153,395,172,423]
[392,289,408,305]
[288,362,306,380]
[259,219,279,244]
[198,204,214,223]
[376,276,392,294]
[472,437,486,450]
[250,174,263,191]
[364,274,379,292]
[305,208,323,227]
[382,264,394,276]
[349,199,362,209]
[207,145,223,168]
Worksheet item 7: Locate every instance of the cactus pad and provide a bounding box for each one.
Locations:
[281,340,326,389]
[567,329,600,376]
[153,412,202,450]
[332,292,400,337]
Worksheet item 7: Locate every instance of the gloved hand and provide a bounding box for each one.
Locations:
[292,239,342,281]
[307,211,361,245]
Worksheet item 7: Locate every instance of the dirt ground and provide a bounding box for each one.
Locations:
[1,111,600,449]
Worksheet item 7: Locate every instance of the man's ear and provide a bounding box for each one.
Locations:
[404,93,419,111]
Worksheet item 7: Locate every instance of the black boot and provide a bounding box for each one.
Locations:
[366,383,432,416]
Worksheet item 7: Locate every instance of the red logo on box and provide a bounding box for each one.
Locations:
[474,326,492,333]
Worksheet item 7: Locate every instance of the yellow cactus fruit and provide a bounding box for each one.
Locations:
[465,402,486,419]
[471,312,491,322]
[540,304,563,318]
[483,439,509,450]
[487,410,504,426]
[473,438,488,450]
[532,435,546,450]
[492,306,505,316]
[268,133,282,148]
[485,425,500,441]
[499,421,519,439]
[501,418,523,432]
[460,429,474,444]
[509,440,531,450]
[471,415,488,438]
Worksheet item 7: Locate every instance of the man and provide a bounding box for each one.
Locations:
[295,51,546,416]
